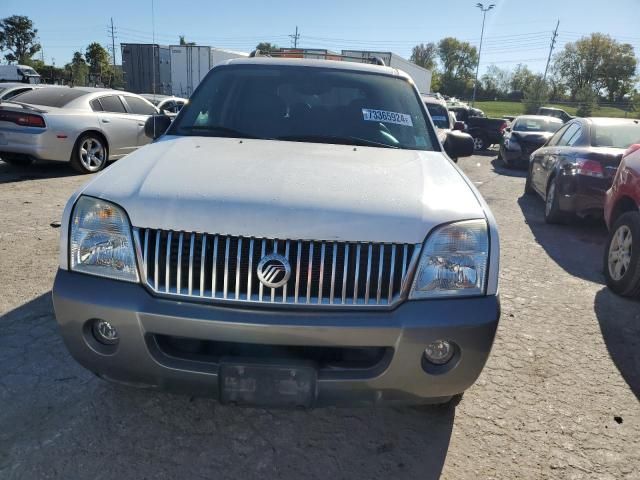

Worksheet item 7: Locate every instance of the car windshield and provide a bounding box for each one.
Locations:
[591,122,640,149]
[170,64,436,151]
[514,118,562,133]
[424,103,449,129]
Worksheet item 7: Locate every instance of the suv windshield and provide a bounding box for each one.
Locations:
[424,103,450,129]
[170,64,436,150]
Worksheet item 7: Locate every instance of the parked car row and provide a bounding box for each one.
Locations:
[515,115,640,297]
[0,83,187,173]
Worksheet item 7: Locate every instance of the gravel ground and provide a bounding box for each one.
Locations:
[0,154,638,480]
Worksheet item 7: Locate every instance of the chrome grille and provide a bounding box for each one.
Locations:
[133,228,420,307]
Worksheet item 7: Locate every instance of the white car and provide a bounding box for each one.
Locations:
[0,87,159,173]
[53,57,500,407]
[0,82,41,102]
[139,94,187,115]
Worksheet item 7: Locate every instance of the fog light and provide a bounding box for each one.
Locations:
[424,340,454,365]
[92,319,119,345]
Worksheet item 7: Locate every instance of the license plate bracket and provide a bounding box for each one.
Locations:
[219,358,317,408]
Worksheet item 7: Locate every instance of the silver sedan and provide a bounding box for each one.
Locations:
[0,87,159,173]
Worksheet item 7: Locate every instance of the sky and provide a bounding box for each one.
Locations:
[3,0,640,76]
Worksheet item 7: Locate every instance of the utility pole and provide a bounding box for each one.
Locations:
[472,3,494,107]
[543,20,560,82]
[289,26,300,48]
[109,17,117,68]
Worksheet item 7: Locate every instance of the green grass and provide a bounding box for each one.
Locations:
[473,100,635,119]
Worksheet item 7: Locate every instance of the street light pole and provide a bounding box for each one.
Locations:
[471,3,494,106]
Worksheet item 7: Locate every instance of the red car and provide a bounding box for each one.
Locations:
[604,143,640,297]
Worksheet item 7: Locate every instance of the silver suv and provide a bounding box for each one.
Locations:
[53,57,500,407]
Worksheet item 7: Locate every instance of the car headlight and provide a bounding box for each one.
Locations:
[410,219,489,299]
[69,196,139,282]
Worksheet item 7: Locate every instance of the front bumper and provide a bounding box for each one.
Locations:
[52,269,500,406]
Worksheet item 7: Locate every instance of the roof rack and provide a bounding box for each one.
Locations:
[249,49,386,66]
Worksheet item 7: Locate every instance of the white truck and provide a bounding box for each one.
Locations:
[170,46,249,97]
[0,64,41,84]
[341,50,432,94]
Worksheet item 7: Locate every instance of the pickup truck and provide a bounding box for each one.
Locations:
[537,107,573,123]
[448,105,509,151]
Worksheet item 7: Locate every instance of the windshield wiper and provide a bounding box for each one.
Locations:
[277,134,400,149]
[180,125,260,139]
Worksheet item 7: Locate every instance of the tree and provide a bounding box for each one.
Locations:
[553,33,637,101]
[509,64,537,98]
[66,51,88,86]
[256,42,277,54]
[437,37,478,97]
[410,42,437,71]
[179,35,195,46]
[480,64,512,99]
[601,42,637,102]
[85,42,111,86]
[0,15,41,64]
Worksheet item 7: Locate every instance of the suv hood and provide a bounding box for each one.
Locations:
[82,136,485,243]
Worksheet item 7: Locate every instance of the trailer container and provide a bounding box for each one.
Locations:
[341,50,432,93]
[121,43,171,95]
[170,45,212,97]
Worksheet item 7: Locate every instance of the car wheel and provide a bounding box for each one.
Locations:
[472,135,487,151]
[604,211,640,297]
[71,133,108,174]
[544,176,564,224]
[524,167,535,194]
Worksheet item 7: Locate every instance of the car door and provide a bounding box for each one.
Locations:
[531,123,568,192]
[92,95,138,158]
[121,95,158,148]
[540,122,582,196]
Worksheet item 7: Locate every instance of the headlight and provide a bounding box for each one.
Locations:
[70,196,139,282]
[410,220,489,299]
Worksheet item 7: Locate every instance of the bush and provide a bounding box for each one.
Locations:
[523,77,549,114]
[575,87,598,117]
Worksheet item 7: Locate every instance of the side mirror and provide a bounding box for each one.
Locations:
[144,114,172,140]
[505,127,511,132]
[453,121,465,131]
[444,131,474,159]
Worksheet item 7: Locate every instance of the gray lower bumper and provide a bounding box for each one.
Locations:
[52,269,500,406]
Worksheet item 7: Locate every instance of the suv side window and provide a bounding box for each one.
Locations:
[98,95,126,113]
[123,96,156,115]
[557,123,581,147]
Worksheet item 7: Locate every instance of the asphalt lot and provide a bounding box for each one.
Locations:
[1,153,639,480]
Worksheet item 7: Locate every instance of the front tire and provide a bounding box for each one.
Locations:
[473,135,487,151]
[544,176,564,224]
[524,164,535,194]
[604,211,640,297]
[70,133,108,174]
